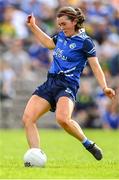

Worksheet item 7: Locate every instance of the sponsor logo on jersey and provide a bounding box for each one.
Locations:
[53,48,67,61]
[69,43,76,49]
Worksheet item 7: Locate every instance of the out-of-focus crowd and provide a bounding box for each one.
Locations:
[0,0,119,129]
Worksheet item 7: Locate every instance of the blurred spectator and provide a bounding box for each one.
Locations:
[20,0,55,22]
[74,80,99,128]
[0,5,16,48]
[38,0,58,9]
[20,0,43,18]
[87,0,112,22]
[81,63,93,77]
[78,0,90,16]
[113,8,119,33]
[102,87,119,129]
[67,0,79,7]
[21,0,56,35]
[100,33,119,60]
[95,87,110,119]
[91,19,111,45]
[0,59,16,100]
[10,5,28,39]
[28,36,51,70]
[110,53,119,76]
[37,3,56,35]
[2,39,32,79]
[0,0,8,22]
[58,0,69,7]
[111,0,119,9]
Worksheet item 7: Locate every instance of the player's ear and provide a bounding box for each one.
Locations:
[73,18,78,26]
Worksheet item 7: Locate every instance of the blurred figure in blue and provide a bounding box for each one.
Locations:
[102,87,119,129]
[28,36,51,70]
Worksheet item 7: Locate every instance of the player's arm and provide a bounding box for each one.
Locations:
[83,38,115,99]
[88,57,115,99]
[27,14,55,50]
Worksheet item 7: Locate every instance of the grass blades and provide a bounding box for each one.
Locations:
[0,129,119,179]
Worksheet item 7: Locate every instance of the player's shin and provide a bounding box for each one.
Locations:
[24,123,40,148]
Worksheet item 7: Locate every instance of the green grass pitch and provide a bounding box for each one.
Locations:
[0,129,119,179]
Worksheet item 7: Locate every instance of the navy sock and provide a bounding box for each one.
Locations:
[82,139,93,148]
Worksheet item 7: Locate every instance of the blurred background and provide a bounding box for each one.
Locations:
[0,0,119,129]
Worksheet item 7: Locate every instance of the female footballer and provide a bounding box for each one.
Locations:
[22,7,115,160]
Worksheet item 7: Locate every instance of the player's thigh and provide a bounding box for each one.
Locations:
[23,95,51,123]
[56,96,74,121]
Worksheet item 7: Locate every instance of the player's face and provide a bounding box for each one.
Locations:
[57,16,77,37]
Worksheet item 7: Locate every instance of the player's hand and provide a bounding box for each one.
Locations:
[26,13,36,27]
[103,87,116,99]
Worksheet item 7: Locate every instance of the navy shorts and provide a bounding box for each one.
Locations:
[32,73,79,112]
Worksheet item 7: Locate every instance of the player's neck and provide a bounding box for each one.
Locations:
[71,28,85,37]
[66,30,78,37]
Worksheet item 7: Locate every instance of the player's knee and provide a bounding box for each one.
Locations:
[56,113,69,127]
[22,113,34,127]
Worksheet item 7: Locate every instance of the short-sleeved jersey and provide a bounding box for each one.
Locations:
[49,28,96,85]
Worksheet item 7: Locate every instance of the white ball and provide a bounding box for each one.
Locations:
[23,148,47,167]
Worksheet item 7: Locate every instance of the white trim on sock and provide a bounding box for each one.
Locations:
[81,138,88,144]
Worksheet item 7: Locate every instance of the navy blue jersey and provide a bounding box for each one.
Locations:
[49,29,96,85]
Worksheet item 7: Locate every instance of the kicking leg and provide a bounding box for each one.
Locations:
[56,97,103,160]
[22,95,51,148]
